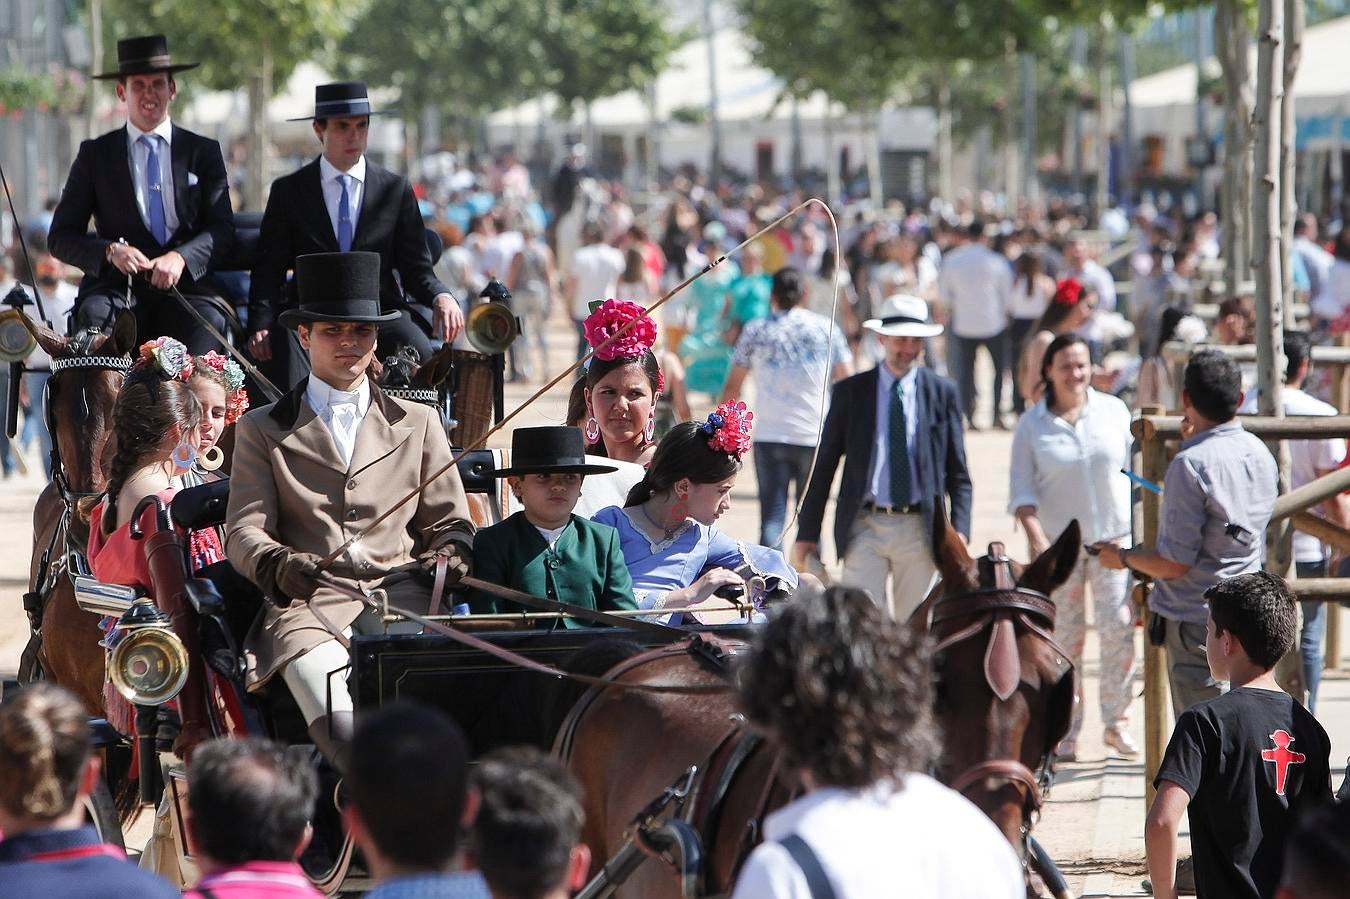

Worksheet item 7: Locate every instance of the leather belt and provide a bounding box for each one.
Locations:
[862,501,921,515]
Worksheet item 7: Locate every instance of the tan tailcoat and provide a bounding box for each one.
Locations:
[225,380,474,689]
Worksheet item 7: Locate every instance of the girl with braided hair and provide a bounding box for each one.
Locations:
[86,337,221,589]
[0,683,177,896]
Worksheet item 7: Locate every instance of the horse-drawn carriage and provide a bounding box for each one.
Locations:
[18,309,1079,899]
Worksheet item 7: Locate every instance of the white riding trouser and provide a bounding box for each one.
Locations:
[280,607,420,725]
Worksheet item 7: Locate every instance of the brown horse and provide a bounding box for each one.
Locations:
[22,312,138,716]
[558,514,1080,898]
[915,509,1079,890]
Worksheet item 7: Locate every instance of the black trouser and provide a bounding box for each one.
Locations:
[1008,317,1039,415]
[75,282,226,356]
[257,307,435,395]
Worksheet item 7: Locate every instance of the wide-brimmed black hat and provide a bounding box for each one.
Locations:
[279,252,400,328]
[495,427,618,477]
[94,35,199,80]
[288,81,389,122]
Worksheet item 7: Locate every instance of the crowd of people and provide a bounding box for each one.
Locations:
[1,29,1349,899]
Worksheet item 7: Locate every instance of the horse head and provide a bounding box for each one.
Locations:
[919,505,1079,854]
[36,310,136,504]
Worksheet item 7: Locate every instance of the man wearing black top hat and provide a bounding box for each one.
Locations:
[247,81,463,391]
[48,35,234,355]
[226,250,475,764]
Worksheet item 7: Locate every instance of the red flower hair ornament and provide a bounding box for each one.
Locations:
[1051,277,1084,306]
[701,400,754,457]
[583,299,658,362]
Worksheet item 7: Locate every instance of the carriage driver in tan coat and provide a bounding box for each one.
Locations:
[225,251,475,765]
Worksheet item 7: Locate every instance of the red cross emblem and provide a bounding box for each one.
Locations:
[1260,729,1307,797]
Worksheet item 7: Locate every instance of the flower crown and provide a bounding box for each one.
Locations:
[195,351,251,425]
[134,337,194,381]
[583,299,658,362]
[1051,277,1084,307]
[700,400,753,457]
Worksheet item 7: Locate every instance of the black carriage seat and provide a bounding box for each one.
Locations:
[455,448,498,495]
[172,479,231,531]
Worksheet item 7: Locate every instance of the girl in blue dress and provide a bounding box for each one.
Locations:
[592,401,798,618]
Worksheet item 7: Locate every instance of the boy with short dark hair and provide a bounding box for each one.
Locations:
[1145,572,1332,899]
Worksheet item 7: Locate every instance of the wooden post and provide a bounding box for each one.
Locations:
[1140,407,1170,807]
[1336,335,1350,414]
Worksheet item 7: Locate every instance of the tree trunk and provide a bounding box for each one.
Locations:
[1003,37,1019,210]
[825,102,839,209]
[1215,0,1253,297]
[1119,32,1137,207]
[245,41,273,213]
[935,63,953,205]
[1071,26,1087,200]
[1096,19,1113,227]
[1281,0,1303,328]
[866,112,883,210]
[790,93,803,189]
[87,0,101,141]
[1020,52,1038,205]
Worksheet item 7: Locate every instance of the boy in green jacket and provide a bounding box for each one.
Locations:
[470,427,635,626]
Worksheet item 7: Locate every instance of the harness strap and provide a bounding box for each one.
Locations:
[949,759,1044,813]
[304,595,352,651]
[929,591,1056,628]
[428,557,450,617]
[461,575,682,636]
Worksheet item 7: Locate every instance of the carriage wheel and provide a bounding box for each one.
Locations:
[82,776,125,853]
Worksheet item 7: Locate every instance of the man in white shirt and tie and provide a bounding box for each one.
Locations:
[248,82,463,391]
[227,251,476,765]
[48,34,234,354]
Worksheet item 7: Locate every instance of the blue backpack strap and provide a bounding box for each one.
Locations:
[779,834,838,899]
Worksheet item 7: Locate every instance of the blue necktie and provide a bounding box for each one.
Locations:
[139,135,168,244]
[337,174,354,251]
[889,380,912,507]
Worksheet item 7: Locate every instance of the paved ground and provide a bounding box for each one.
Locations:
[2,322,1346,897]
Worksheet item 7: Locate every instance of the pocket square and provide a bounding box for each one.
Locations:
[187,171,200,187]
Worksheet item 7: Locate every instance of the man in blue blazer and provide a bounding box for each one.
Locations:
[794,294,972,620]
[48,35,234,355]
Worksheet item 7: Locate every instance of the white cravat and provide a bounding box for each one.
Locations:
[305,376,371,468]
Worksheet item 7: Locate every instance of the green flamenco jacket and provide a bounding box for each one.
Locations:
[469,512,636,627]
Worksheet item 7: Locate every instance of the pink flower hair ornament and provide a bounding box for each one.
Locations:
[133,337,194,381]
[195,351,251,426]
[583,299,658,362]
[701,400,754,457]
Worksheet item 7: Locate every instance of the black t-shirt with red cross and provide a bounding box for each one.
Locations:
[1155,686,1332,899]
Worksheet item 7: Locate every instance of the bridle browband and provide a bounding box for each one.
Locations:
[48,354,132,374]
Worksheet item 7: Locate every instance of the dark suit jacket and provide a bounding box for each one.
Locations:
[47,125,233,293]
[248,157,450,332]
[797,365,972,562]
[469,512,636,628]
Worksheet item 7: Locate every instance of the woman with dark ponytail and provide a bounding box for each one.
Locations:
[592,402,799,618]
[86,337,220,590]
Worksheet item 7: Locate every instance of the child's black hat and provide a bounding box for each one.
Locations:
[495,427,618,477]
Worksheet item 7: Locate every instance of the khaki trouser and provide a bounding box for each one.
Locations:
[840,510,938,622]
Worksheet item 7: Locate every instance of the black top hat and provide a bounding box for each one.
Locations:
[279,252,401,328]
[495,427,618,477]
[94,35,199,80]
[288,81,389,122]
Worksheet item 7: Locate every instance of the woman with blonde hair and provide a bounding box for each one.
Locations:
[0,684,176,896]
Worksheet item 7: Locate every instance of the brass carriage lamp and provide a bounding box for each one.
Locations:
[108,598,190,706]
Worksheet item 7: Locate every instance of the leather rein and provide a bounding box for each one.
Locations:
[930,543,1074,824]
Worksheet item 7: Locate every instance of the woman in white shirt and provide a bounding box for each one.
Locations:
[1009,333,1137,762]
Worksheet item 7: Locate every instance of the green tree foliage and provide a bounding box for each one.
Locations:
[542,0,681,111]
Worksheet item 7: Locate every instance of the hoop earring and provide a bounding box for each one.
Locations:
[171,440,198,471]
[585,417,601,445]
[199,445,225,472]
[644,416,656,444]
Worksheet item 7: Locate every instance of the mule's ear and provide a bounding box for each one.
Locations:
[1018,519,1081,595]
[930,501,976,593]
[415,344,456,388]
[104,310,138,357]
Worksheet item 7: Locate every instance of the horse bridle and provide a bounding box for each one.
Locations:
[931,543,1075,847]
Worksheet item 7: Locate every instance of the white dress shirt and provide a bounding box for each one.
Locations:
[305,375,372,469]
[937,243,1013,339]
[126,117,179,237]
[866,364,920,507]
[319,155,366,244]
[1239,387,1347,562]
[731,775,1022,899]
[1008,388,1134,543]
